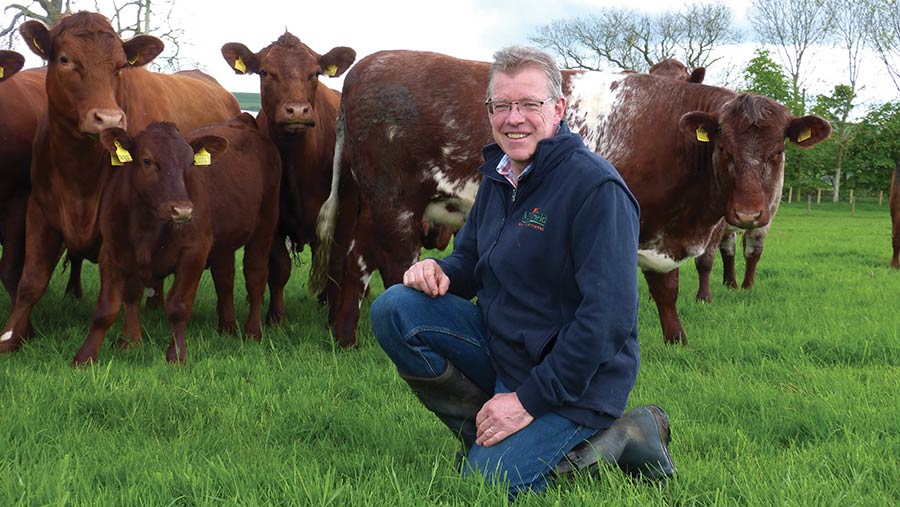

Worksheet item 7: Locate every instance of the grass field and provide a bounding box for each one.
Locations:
[1,201,899,506]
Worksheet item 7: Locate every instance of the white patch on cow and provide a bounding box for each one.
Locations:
[0,330,12,342]
[387,125,399,142]
[424,200,467,230]
[565,72,625,152]
[638,248,686,273]
[432,173,479,209]
[346,240,356,256]
[396,211,416,234]
[356,253,373,309]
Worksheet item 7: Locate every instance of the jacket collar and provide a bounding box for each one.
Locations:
[480,121,580,183]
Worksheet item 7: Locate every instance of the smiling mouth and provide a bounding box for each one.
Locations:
[506,133,528,139]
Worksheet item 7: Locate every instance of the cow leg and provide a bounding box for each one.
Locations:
[719,231,738,289]
[144,277,165,309]
[643,269,687,346]
[741,226,768,289]
[0,194,27,303]
[118,277,144,350]
[63,255,84,300]
[266,236,290,325]
[73,261,125,366]
[329,238,378,349]
[165,255,205,364]
[243,230,275,342]
[209,252,238,335]
[694,248,714,303]
[0,206,62,353]
[893,219,900,269]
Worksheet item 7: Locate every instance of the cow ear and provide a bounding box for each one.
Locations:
[0,50,25,82]
[689,67,705,84]
[19,21,51,60]
[188,135,228,166]
[786,115,832,148]
[680,111,719,144]
[100,128,136,166]
[221,43,259,75]
[123,35,164,67]
[318,47,356,77]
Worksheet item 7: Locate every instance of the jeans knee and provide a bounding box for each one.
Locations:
[371,284,415,345]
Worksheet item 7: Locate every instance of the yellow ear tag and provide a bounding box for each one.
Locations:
[696,127,710,143]
[193,148,211,166]
[324,64,338,77]
[33,38,44,54]
[0,67,4,79]
[234,57,246,74]
[111,140,132,166]
[128,55,138,65]
[797,128,811,143]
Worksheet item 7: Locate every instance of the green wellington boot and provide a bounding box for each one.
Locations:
[400,362,490,450]
[555,404,676,480]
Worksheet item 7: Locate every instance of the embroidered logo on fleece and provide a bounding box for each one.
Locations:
[518,207,547,231]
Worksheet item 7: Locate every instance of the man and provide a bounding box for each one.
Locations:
[370,46,675,498]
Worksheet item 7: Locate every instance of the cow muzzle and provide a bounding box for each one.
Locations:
[276,102,315,131]
[82,108,126,134]
[168,203,194,224]
[728,208,766,229]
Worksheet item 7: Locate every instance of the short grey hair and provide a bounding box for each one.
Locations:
[487,46,563,101]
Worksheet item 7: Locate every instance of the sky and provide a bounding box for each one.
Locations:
[5,0,897,112]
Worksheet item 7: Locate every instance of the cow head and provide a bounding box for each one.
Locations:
[0,50,26,82]
[649,59,705,84]
[100,123,227,224]
[680,94,831,229]
[221,34,355,133]
[20,12,164,135]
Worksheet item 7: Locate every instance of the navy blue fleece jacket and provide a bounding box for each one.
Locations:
[436,122,640,428]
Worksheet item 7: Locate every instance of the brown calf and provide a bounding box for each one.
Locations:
[0,12,240,354]
[73,115,280,365]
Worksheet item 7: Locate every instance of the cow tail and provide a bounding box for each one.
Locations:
[309,104,346,296]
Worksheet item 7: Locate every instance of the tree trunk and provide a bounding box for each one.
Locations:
[832,143,845,202]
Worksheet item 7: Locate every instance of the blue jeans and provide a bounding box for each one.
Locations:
[370,284,600,498]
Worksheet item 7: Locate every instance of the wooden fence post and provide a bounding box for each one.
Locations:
[880,190,884,206]
[817,188,822,205]
[788,186,793,203]
[850,189,855,216]
[807,194,812,215]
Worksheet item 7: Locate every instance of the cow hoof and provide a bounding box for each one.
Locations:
[218,321,238,335]
[71,355,96,368]
[117,336,142,350]
[266,311,285,326]
[165,346,186,364]
[695,292,711,303]
[337,337,358,349]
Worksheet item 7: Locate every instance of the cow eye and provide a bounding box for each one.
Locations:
[142,158,152,167]
[59,55,70,64]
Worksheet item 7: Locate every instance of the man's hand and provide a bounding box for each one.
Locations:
[402,259,450,297]
[474,392,534,447]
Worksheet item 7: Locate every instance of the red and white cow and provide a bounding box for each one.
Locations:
[312,50,831,347]
[0,12,241,354]
[220,34,355,325]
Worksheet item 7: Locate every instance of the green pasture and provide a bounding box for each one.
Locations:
[1,201,899,506]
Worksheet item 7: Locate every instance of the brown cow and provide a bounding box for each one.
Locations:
[0,12,240,354]
[0,51,85,304]
[73,116,280,365]
[891,164,900,268]
[220,34,355,324]
[311,50,831,347]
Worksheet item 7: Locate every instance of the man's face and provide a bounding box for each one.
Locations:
[488,66,565,175]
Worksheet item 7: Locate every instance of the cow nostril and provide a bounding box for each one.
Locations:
[171,205,193,222]
[285,106,294,114]
[735,210,762,223]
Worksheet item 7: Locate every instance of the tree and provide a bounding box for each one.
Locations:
[811,84,858,198]
[871,1,900,93]
[844,102,900,192]
[1,0,189,70]
[529,2,740,72]
[748,0,834,114]
[740,47,791,102]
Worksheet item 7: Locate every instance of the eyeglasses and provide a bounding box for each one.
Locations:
[485,97,555,116]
